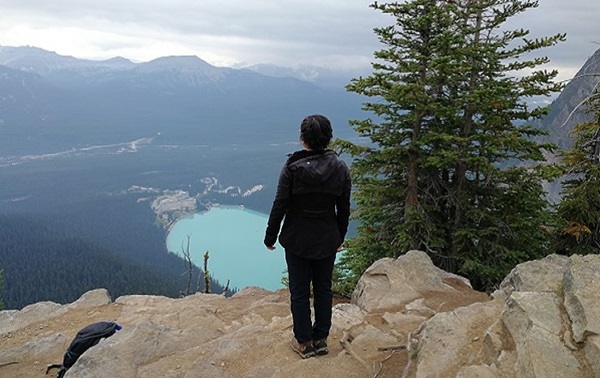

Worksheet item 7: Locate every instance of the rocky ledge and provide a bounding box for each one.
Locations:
[1,250,599,377]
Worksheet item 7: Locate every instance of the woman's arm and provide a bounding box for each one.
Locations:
[336,164,352,244]
[264,163,292,248]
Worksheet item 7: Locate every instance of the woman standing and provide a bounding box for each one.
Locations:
[264,114,351,359]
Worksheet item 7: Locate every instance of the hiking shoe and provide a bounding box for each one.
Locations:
[313,338,329,355]
[290,337,316,359]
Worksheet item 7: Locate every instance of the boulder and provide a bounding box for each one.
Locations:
[331,303,365,332]
[351,250,472,313]
[416,298,503,378]
[350,324,398,360]
[65,321,187,378]
[563,254,600,342]
[0,301,64,335]
[497,254,569,297]
[514,326,582,378]
[501,292,563,346]
[0,333,68,365]
[498,292,582,377]
[67,288,112,309]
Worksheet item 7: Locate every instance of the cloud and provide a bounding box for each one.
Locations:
[0,0,384,67]
[0,0,597,80]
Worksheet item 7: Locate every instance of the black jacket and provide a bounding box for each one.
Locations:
[264,150,351,259]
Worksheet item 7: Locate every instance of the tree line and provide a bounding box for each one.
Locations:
[0,214,227,309]
[334,0,599,294]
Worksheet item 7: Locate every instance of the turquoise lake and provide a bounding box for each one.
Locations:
[166,206,287,291]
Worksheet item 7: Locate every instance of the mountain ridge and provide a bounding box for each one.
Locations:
[0,44,360,89]
[0,45,136,75]
[538,47,600,150]
[0,45,339,89]
[0,45,365,156]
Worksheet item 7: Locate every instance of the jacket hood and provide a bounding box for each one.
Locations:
[288,150,341,185]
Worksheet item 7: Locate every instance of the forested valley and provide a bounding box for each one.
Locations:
[0,203,228,309]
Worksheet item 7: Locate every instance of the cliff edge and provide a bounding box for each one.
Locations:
[1,250,599,377]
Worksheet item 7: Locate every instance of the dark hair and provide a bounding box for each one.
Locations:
[300,115,333,151]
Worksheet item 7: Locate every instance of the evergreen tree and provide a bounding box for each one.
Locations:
[554,91,600,254]
[338,0,564,291]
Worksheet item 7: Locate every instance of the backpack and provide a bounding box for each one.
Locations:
[46,321,121,378]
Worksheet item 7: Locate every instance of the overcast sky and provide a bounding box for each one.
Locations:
[0,0,598,81]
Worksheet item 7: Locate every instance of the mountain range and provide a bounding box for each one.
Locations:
[0,45,364,156]
[3,45,597,153]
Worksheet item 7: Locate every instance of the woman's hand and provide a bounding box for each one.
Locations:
[266,245,276,251]
[337,243,344,252]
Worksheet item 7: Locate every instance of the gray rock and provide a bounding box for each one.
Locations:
[0,301,64,335]
[416,299,502,378]
[116,294,225,333]
[67,289,112,309]
[231,286,272,298]
[514,325,582,377]
[65,321,184,377]
[184,362,234,378]
[352,257,420,313]
[501,292,563,346]
[0,310,18,333]
[0,333,68,364]
[456,364,498,378]
[246,365,283,378]
[0,289,111,335]
[382,312,426,329]
[351,324,398,360]
[331,303,365,332]
[404,298,435,316]
[352,250,470,313]
[496,291,583,377]
[584,335,600,377]
[498,254,569,296]
[9,250,600,378]
[563,254,600,342]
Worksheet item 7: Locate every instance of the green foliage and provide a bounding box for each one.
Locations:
[554,92,600,254]
[0,214,228,309]
[0,214,178,309]
[333,255,359,298]
[203,251,211,294]
[340,0,564,291]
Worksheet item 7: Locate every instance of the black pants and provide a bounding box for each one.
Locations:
[285,250,336,343]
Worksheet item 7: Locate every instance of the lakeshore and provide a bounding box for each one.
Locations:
[165,205,286,291]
